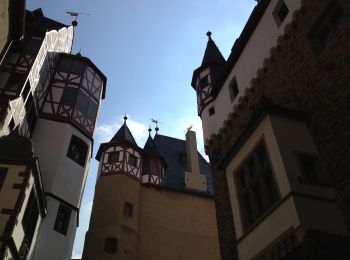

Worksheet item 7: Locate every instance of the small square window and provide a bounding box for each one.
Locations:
[209,106,215,116]
[273,0,289,27]
[124,202,133,217]
[54,203,72,236]
[297,154,322,184]
[108,151,119,164]
[67,135,88,167]
[229,78,239,102]
[128,154,137,167]
[104,237,118,254]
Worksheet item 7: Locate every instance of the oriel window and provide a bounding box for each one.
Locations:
[108,151,120,164]
[234,141,280,230]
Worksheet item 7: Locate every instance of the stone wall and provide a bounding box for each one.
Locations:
[207,0,350,258]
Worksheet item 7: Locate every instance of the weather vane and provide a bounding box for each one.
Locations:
[66,11,91,27]
[151,118,162,134]
[185,125,193,133]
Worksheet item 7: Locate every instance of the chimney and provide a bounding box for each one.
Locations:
[184,130,207,191]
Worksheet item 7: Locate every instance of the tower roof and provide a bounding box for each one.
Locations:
[143,135,160,156]
[109,120,137,145]
[201,32,226,67]
[191,32,226,88]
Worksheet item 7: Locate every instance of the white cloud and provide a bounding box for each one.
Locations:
[95,116,147,146]
[72,254,82,259]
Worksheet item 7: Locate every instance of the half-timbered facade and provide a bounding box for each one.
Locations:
[191,0,350,259]
[0,5,106,260]
[82,121,220,260]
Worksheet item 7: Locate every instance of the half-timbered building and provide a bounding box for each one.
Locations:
[82,119,220,260]
[0,4,106,260]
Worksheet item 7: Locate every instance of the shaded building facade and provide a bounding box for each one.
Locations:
[191,0,350,259]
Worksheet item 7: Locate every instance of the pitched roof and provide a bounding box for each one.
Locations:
[201,35,226,67]
[153,134,213,196]
[109,122,137,145]
[143,135,160,156]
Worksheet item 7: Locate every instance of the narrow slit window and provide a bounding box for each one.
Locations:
[273,0,289,27]
[53,203,72,236]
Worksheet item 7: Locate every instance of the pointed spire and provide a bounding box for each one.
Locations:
[201,31,226,67]
[109,116,137,145]
[143,135,160,155]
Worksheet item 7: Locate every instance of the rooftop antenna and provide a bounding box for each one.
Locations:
[66,11,91,27]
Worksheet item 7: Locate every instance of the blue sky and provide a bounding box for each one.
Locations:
[27,0,255,257]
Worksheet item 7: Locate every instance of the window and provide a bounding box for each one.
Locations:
[273,0,289,27]
[76,89,98,121]
[124,202,133,217]
[152,161,159,175]
[313,4,346,48]
[199,75,210,89]
[22,190,39,239]
[61,87,78,106]
[67,135,88,167]
[297,153,327,185]
[54,203,72,236]
[209,106,215,116]
[0,168,7,190]
[108,151,119,164]
[104,237,118,254]
[128,154,137,167]
[229,78,239,102]
[234,142,279,230]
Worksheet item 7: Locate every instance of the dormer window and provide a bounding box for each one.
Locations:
[273,0,289,27]
[199,75,210,89]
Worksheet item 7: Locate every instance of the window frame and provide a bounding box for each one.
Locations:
[104,237,118,254]
[108,151,120,164]
[128,154,138,167]
[123,202,133,217]
[53,203,72,236]
[67,135,88,167]
[233,139,280,231]
[272,0,289,28]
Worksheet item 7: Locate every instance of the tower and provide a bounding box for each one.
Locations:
[83,117,142,259]
[82,121,220,260]
[191,32,226,140]
[0,7,107,259]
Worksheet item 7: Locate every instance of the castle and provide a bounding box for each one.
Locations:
[190,0,350,259]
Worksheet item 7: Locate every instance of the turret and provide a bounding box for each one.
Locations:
[142,128,166,185]
[191,32,226,116]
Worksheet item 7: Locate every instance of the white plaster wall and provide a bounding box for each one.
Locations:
[202,0,302,141]
[31,197,77,260]
[32,118,92,208]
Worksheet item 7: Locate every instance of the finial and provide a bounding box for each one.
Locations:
[123,114,128,123]
[206,31,212,40]
[148,126,152,136]
[155,126,159,134]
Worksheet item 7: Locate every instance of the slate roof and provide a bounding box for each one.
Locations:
[201,36,226,67]
[153,134,213,196]
[110,122,137,145]
[26,9,67,33]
